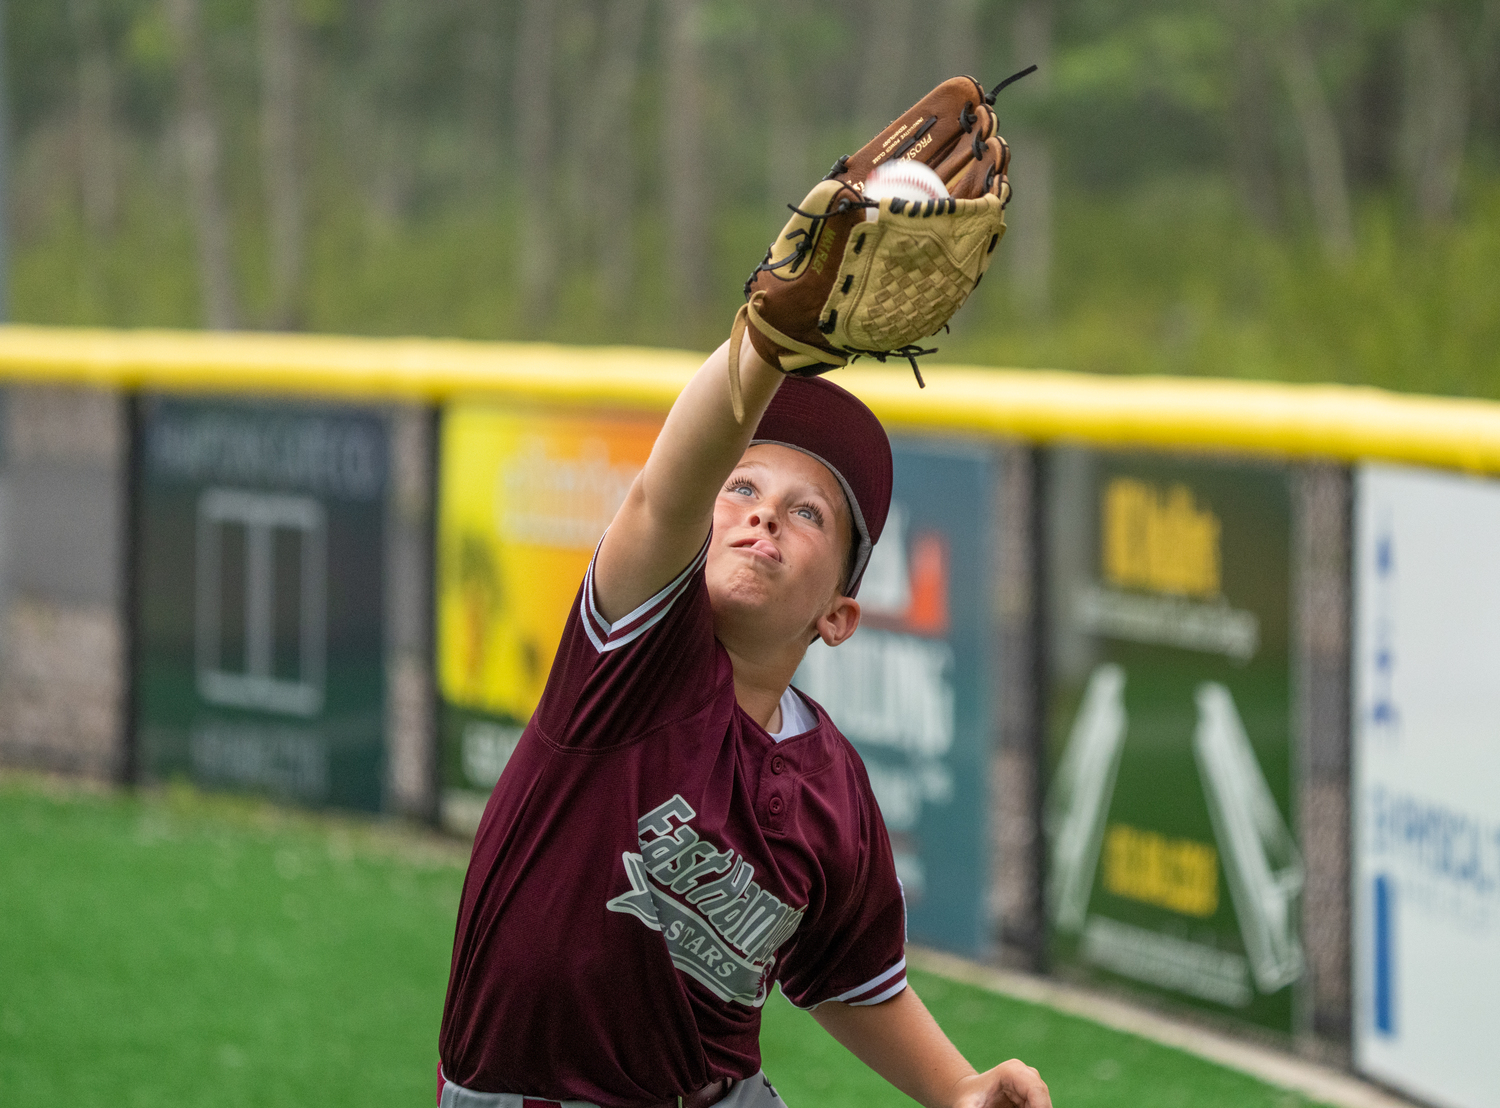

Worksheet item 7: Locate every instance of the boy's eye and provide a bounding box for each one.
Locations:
[795,505,824,524]
[727,481,755,496]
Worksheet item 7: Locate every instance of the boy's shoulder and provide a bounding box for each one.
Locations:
[533,537,723,750]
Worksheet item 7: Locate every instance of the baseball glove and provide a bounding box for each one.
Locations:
[728,68,1035,420]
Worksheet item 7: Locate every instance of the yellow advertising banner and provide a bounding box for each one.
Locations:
[436,405,663,721]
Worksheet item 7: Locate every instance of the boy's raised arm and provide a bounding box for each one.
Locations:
[593,330,783,624]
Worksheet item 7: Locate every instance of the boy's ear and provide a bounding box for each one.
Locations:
[815,596,861,648]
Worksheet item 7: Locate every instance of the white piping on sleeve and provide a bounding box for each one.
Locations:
[580,532,709,653]
[847,978,909,1007]
[831,956,908,1004]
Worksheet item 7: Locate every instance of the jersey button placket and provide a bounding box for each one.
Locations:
[760,749,792,832]
[765,791,786,831]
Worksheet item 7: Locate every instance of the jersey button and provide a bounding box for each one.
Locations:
[768,795,784,814]
[771,756,785,775]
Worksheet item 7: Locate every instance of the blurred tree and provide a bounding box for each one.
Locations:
[760,0,807,221]
[513,0,557,331]
[858,0,919,134]
[1220,0,1284,230]
[1480,0,1500,134]
[591,0,649,318]
[935,0,981,84]
[357,0,423,225]
[0,0,9,321]
[459,0,506,195]
[1277,10,1355,261]
[556,2,604,293]
[1008,0,1053,317]
[663,0,709,326]
[165,0,240,328]
[68,0,118,235]
[1397,2,1469,222]
[257,0,305,328]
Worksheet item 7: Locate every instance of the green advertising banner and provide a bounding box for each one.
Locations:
[1044,448,1300,1033]
[134,398,389,812]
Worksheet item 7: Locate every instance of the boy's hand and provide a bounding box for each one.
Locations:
[952,1059,1052,1108]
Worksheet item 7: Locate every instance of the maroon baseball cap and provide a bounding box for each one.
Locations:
[750,376,893,597]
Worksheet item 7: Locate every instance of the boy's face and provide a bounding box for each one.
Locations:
[707,444,858,650]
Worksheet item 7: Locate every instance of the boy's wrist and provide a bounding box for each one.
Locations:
[735,320,772,378]
[725,311,785,423]
[950,1060,1052,1108]
[946,1071,985,1108]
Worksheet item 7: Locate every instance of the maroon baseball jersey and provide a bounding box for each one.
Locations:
[439,538,907,1107]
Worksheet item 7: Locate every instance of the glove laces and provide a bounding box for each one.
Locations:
[986,64,1038,104]
[744,191,871,298]
[847,345,937,388]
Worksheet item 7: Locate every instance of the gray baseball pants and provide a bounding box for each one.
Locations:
[438,1071,788,1108]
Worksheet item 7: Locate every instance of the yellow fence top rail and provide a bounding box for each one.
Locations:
[2,324,1498,474]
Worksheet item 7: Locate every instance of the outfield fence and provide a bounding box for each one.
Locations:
[1,324,1495,1108]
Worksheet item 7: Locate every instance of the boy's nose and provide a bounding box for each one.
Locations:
[748,508,779,533]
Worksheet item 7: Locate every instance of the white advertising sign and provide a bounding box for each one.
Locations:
[1353,464,1500,1108]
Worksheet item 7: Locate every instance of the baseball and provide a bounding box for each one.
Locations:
[862,159,949,220]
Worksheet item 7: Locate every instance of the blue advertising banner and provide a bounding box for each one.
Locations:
[795,436,998,956]
[134,397,389,812]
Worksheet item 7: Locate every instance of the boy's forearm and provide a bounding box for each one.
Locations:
[811,987,975,1108]
[594,327,783,621]
[639,330,783,532]
[812,987,1052,1108]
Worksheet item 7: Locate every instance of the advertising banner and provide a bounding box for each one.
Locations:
[134,398,389,811]
[434,405,661,830]
[1043,449,1299,1032]
[795,437,997,956]
[1353,464,1500,1108]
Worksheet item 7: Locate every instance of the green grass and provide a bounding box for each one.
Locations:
[1,775,1331,1107]
[0,777,465,1107]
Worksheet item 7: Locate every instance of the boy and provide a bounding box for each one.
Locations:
[437,329,1053,1108]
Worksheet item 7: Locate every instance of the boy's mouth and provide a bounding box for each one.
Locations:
[731,537,783,563]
